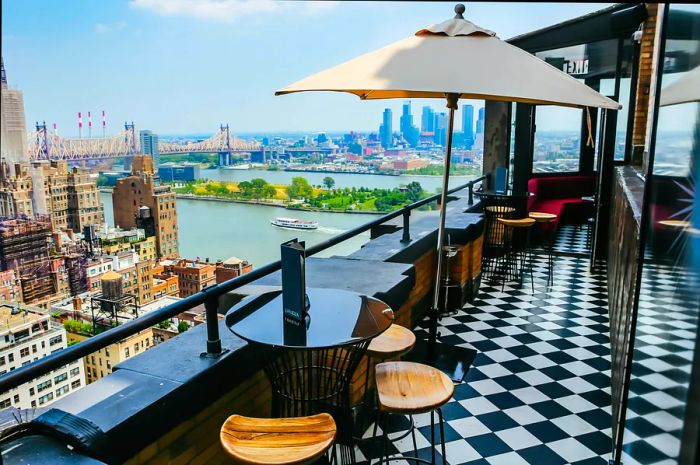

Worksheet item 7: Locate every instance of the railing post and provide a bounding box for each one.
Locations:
[202,293,226,358]
[468,182,474,205]
[401,209,411,243]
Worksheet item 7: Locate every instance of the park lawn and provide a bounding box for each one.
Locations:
[358,198,376,210]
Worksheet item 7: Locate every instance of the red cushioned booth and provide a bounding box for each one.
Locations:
[527,176,596,229]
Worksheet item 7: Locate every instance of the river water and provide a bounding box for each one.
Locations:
[101,171,476,267]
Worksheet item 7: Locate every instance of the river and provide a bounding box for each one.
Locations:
[101,171,476,267]
[101,193,377,266]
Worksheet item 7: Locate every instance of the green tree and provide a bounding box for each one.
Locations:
[286,176,313,199]
[406,181,424,202]
[177,321,190,333]
[263,184,277,198]
[64,319,94,336]
[323,176,335,189]
[157,320,172,330]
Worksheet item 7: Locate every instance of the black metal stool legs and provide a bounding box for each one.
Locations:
[376,408,447,465]
[547,225,554,287]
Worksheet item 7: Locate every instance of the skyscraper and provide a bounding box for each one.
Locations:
[434,113,447,147]
[379,108,393,149]
[476,107,485,134]
[421,106,435,133]
[139,130,160,166]
[462,104,475,149]
[0,57,28,166]
[399,101,419,147]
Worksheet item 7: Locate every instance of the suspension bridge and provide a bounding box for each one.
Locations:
[27,123,262,162]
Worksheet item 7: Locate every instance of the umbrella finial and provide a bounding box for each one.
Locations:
[454,3,466,19]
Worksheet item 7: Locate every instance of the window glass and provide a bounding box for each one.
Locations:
[622,4,700,463]
[533,106,582,173]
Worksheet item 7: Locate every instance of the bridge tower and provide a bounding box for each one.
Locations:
[123,122,137,171]
[34,121,50,160]
[218,124,231,166]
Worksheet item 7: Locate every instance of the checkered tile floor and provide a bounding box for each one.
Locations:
[551,224,592,256]
[357,253,613,464]
[620,260,700,465]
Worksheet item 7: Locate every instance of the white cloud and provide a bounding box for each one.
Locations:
[95,21,128,34]
[130,0,338,22]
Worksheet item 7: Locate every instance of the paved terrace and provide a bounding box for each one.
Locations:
[359,253,612,464]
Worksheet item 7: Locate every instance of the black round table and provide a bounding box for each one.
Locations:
[226,287,393,460]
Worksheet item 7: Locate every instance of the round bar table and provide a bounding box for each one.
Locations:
[226,288,394,464]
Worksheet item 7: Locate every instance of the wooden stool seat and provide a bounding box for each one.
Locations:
[375,361,454,414]
[367,324,416,359]
[220,413,336,465]
[498,217,536,228]
[484,206,516,213]
[528,212,557,222]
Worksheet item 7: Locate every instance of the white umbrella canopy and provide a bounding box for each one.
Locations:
[276,8,620,110]
[275,4,620,379]
[660,65,700,106]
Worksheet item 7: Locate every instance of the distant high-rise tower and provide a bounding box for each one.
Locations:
[399,101,419,147]
[462,105,475,149]
[421,106,435,133]
[476,107,485,134]
[379,108,393,149]
[139,130,159,166]
[434,113,447,147]
[0,57,28,166]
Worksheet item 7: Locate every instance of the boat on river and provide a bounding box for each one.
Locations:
[271,217,319,230]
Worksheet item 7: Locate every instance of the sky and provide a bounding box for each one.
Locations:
[2,1,612,137]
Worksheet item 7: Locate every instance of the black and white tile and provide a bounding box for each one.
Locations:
[620,260,699,465]
[358,254,613,465]
[551,224,592,256]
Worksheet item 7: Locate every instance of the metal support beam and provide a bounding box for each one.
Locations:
[401,209,411,243]
[512,104,535,193]
[201,294,225,358]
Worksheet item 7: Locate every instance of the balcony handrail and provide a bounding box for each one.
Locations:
[0,175,486,392]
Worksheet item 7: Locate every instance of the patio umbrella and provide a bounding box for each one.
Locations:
[276,4,620,380]
[660,65,700,107]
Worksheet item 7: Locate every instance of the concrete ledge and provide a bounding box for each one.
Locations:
[3,257,417,464]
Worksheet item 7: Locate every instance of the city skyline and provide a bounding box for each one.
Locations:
[2,1,611,135]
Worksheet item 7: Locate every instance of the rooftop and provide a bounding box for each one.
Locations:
[0,303,48,336]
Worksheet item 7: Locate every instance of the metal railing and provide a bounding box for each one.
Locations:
[0,175,485,392]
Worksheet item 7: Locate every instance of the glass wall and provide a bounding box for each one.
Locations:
[621,4,700,464]
[533,105,582,173]
[533,38,636,173]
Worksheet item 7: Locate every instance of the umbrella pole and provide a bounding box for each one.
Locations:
[428,94,459,352]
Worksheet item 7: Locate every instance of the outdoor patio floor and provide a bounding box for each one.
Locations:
[358,252,612,465]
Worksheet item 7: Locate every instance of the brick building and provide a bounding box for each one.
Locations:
[112,156,179,258]
[160,259,215,298]
[214,257,253,284]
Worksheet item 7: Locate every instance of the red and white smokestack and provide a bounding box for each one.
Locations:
[88,111,92,138]
[78,112,83,138]
[53,122,57,135]
[102,110,106,137]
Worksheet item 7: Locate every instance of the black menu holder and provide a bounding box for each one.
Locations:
[281,239,309,345]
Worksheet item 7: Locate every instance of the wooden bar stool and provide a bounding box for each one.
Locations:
[375,361,454,465]
[482,205,516,282]
[363,324,416,441]
[529,212,557,286]
[497,217,536,292]
[220,413,337,465]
